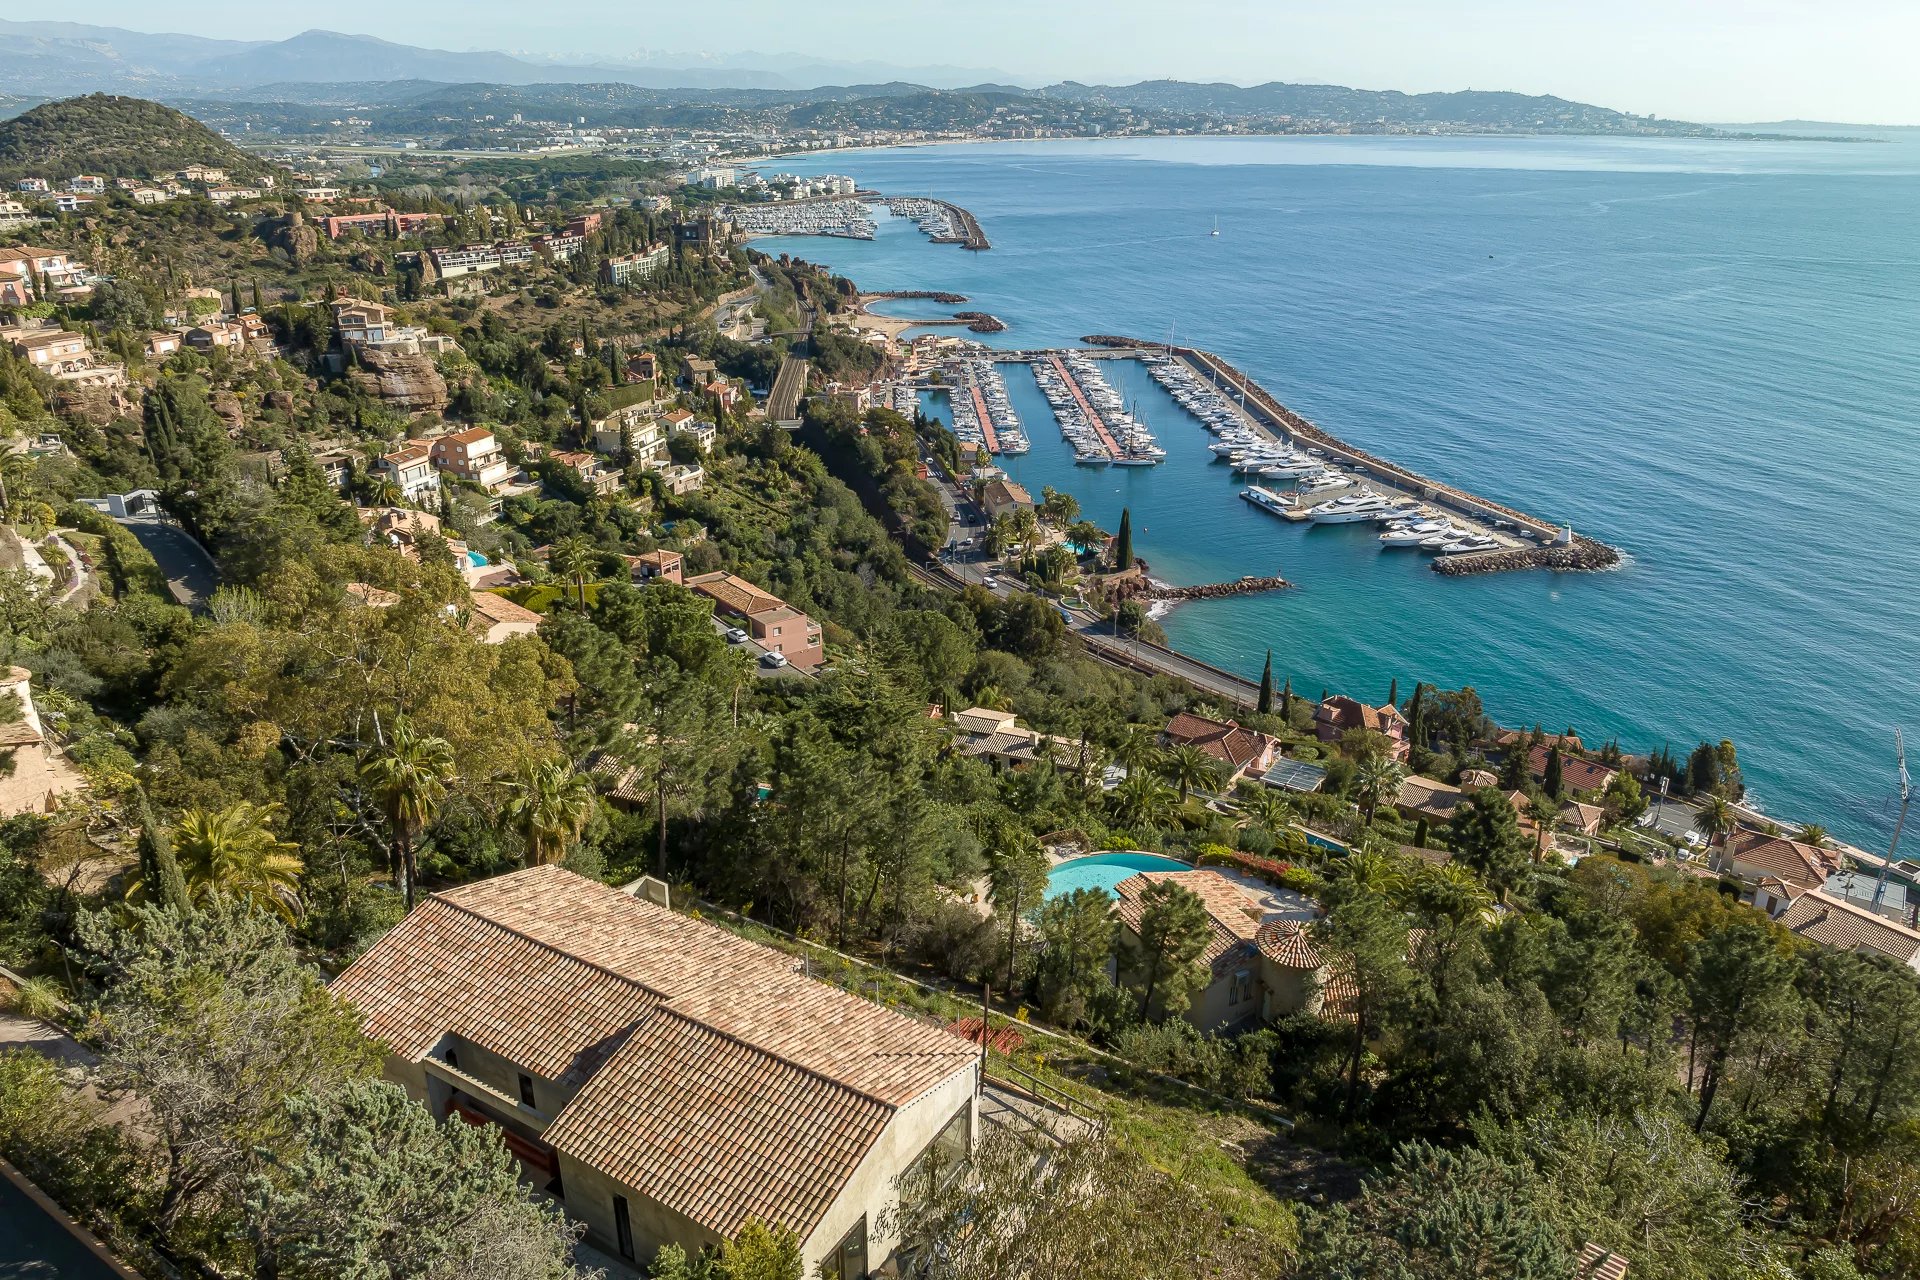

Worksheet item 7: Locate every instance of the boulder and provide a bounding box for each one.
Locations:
[348,347,449,413]
[211,389,246,436]
[51,381,136,425]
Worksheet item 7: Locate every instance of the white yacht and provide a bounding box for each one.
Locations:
[1310,493,1393,524]
[1380,520,1448,547]
[1439,534,1501,555]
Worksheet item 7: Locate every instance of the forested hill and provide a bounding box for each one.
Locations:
[1038,79,1693,132]
[0,94,281,183]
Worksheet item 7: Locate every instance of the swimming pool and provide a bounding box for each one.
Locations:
[1045,852,1192,901]
[466,550,489,569]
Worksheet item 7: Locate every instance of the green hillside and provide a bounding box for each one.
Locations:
[0,93,280,183]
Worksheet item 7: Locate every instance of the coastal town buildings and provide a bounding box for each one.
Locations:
[592,405,670,466]
[332,866,978,1276]
[604,243,671,286]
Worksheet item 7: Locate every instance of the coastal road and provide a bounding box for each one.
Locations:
[117,514,219,609]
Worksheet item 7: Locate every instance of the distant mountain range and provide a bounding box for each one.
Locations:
[0,18,1763,140]
[0,20,1008,94]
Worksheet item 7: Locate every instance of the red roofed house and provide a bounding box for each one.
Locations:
[332,866,979,1277]
[429,427,512,492]
[1716,828,1841,901]
[467,589,542,644]
[1114,869,1273,1030]
[687,572,824,671]
[1314,696,1410,761]
[1161,712,1278,784]
[1771,886,1920,970]
[1526,743,1618,795]
[627,549,683,586]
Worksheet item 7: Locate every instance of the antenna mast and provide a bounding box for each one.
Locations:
[1872,728,1912,910]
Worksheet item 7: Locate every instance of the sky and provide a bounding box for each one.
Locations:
[51,0,1920,125]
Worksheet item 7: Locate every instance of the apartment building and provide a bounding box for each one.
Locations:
[603,242,670,286]
[429,427,513,492]
[591,405,670,466]
[332,867,978,1279]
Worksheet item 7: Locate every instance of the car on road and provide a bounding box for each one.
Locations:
[981,574,998,588]
[724,627,749,644]
[759,651,789,669]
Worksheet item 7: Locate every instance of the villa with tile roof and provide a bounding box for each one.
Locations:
[1160,712,1278,784]
[687,572,824,670]
[1716,828,1841,897]
[333,866,978,1278]
[1768,886,1920,969]
[1113,869,1311,1030]
[1314,696,1409,761]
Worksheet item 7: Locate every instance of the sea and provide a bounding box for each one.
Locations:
[751,132,1920,849]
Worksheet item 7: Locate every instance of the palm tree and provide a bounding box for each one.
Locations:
[360,717,457,912]
[368,476,404,508]
[968,684,1012,712]
[1795,823,1829,849]
[1353,754,1408,825]
[1110,771,1177,829]
[1159,745,1220,805]
[171,801,305,923]
[548,535,598,608]
[501,759,596,866]
[1694,794,1737,861]
[1115,725,1160,777]
[1331,845,1410,904]
[1235,787,1292,836]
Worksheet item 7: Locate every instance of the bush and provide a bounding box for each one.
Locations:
[7,975,66,1021]
[909,900,1000,984]
[1111,1020,1277,1100]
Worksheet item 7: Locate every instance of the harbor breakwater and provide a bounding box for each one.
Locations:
[1085,335,1622,574]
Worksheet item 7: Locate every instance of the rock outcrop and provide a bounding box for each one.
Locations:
[348,347,450,414]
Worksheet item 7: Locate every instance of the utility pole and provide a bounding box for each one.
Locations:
[1871,729,1911,911]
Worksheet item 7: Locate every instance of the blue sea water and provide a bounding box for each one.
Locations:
[754,135,1920,847]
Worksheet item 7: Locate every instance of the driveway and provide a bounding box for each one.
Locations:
[116,516,218,609]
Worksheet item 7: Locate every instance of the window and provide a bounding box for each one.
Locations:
[904,1105,972,1198]
[612,1195,634,1261]
[831,1217,867,1280]
[518,1073,536,1108]
[1229,970,1252,1006]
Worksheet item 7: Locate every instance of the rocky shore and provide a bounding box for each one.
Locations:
[866,290,969,304]
[1431,537,1621,576]
[1152,574,1294,600]
[953,312,1006,333]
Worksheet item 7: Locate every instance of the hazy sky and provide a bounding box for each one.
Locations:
[58,0,1920,124]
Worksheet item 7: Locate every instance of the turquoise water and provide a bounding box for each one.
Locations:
[760,135,1920,847]
[466,550,489,569]
[1046,852,1194,901]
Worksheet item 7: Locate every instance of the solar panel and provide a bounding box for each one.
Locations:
[1262,758,1328,793]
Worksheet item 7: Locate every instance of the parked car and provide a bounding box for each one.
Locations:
[759,651,788,669]
[725,627,748,644]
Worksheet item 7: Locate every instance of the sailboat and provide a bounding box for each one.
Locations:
[1210,216,1221,238]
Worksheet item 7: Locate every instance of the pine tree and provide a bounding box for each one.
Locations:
[1257,651,1274,715]
[135,789,191,914]
[1114,508,1134,570]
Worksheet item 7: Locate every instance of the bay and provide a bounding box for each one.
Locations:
[753,134,1920,847]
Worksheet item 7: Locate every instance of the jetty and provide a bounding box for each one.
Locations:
[1151,574,1293,601]
[1044,355,1122,458]
[1084,336,1621,574]
[878,196,991,250]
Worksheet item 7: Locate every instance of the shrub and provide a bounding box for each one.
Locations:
[7,975,66,1021]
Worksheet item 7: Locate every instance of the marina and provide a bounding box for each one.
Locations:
[725,198,876,239]
[925,342,1616,575]
[941,357,1028,456]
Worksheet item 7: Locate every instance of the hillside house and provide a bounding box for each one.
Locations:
[979,477,1033,522]
[1314,696,1410,761]
[1526,743,1618,794]
[1716,829,1841,901]
[661,464,704,496]
[549,451,624,498]
[1113,869,1311,1031]
[429,428,512,492]
[332,298,392,346]
[1160,712,1278,786]
[373,443,439,504]
[332,866,978,1277]
[1770,887,1920,969]
[467,590,542,644]
[627,549,683,586]
[592,405,670,466]
[687,572,824,671]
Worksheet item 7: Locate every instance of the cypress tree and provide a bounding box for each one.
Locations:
[1114,508,1134,570]
[1258,651,1274,715]
[1543,744,1565,799]
[251,278,262,311]
[1406,683,1426,754]
[1281,677,1294,722]
[135,789,190,914]
[1387,677,1399,709]
[1413,817,1430,849]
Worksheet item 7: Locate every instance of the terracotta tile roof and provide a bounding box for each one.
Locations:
[688,571,786,618]
[468,590,542,627]
[439,426,495,446]
[1255,918,1323,969]
[1776,889,1920,964]
[335,867,977,1239]
[1723,829,1838,891]
[1114,870,1262,976]
[1526,743,1617,793]
[1578,1242,1630,1280]
[1395,774,1465,819]
[1162,712,1271,771]
[1316,695,1406,736]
